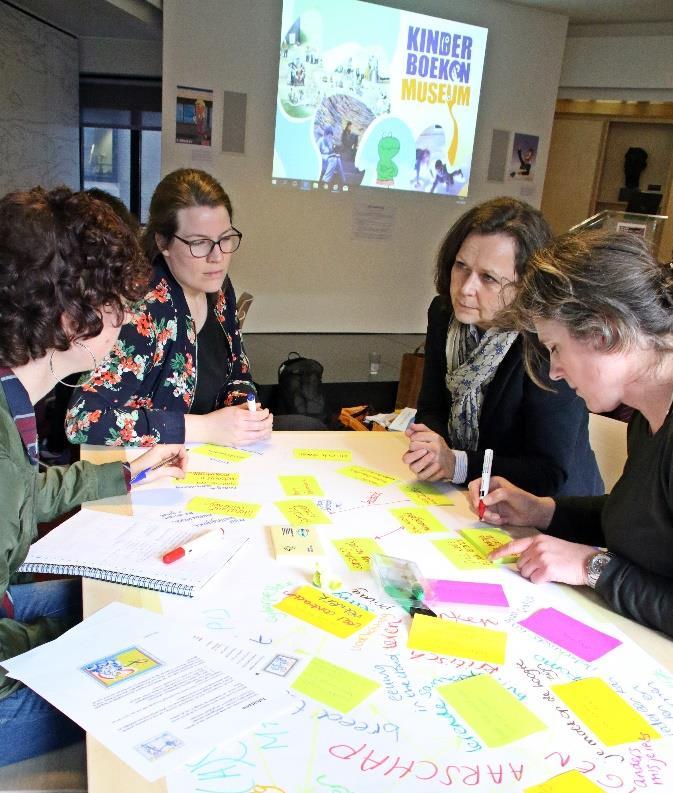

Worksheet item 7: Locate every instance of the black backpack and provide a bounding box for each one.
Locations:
[277,352,327,421]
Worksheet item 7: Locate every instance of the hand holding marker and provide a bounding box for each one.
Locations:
[129,452,182,486]
[478,448,493,520]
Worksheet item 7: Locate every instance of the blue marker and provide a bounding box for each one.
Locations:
[129,452,181,486]
[247,393,257,412]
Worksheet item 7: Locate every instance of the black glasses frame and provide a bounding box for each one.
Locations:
[173,228,243,257]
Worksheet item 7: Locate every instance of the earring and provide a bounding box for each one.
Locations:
[49,340,98,388]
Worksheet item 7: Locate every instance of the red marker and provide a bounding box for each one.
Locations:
[478,449,493,521]
[162,527,225,564]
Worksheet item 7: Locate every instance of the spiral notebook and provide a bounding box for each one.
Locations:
[19,510,249,597]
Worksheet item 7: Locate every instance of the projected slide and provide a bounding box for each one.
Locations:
[272,0,487,197]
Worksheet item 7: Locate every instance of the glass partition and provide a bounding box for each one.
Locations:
[570,210,667,249]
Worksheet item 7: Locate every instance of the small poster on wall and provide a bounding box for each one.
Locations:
[508,132,539,181]
[175,86,213,146]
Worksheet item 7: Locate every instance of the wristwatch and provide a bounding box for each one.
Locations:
[586,551,614,589]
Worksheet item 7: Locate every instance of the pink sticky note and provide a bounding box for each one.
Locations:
[428,579,509,608]
[519,607,622,662]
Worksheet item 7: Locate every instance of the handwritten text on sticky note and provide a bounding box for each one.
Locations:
[408,613,506,664]
[275,586,375,638]
[275,499,331,526]
[337,465,397,487]
[333,537,383,571]
[186,497,260,519]
[177,471,240,488]
[551,677,661,746]
[292,656,380,712]
[399,482,454,506]
[460,528,517,564]
[191,444,252,463]
[433,538,493,570]
[390,507,448,534]
[438,674,546,748]
[519,608,621,662]
[278,475,323,497]
[294,448,352,462]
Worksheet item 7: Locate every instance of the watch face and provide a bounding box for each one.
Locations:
[588,552,612,585]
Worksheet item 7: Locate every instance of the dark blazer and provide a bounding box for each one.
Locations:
[416,296,603,497]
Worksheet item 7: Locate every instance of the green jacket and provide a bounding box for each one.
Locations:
[0,388,128,698]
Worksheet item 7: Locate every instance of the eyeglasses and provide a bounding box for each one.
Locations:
[173,228,243,257]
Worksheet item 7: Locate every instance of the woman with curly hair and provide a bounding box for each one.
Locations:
[65,168,273,448]
[0,186,186,766]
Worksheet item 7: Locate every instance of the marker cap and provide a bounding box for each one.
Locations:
[162,547,186,564]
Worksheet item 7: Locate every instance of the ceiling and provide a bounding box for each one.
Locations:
[7,0,673,39]
[505,0,673,25]
[6,0,162,39]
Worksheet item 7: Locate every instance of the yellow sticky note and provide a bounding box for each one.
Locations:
[294,448,352,462]
[460,528,517,564]
[399,482,454,506]
[438,674,546,748]
[333,537,383,571]
[186,496,261,519]
[551,678,661,746]
[191,444,253,463]
[275,586,375,638]
[177,472,240,488]
[408,613,506,664]
[433,538,494,569]
[278,475,323,497]
[275,499,331,526]
[292,657,380,713]
[525,769,605,793]
[390,507,448,534]
[337,465,397,487]
[268,525,324,558]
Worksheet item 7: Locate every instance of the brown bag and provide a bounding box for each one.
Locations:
[338,405,387,431]
[395,344,425,409]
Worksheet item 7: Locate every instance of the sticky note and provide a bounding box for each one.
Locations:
[408,613,507,664]
[278,475,323,497]
[177,472,240,488]
[524,769,605,792]
[429,579,509,607]
[291,657,380,713]
[337,465,397,487]
[191,444,252,463]
[460,528,517,564]
[438,674,546,748]
[519,608,621,662]
[275,499,331,526]
[399,482,454,506]
[268,525,324,558]
[333,537,383,571]
[275,586,375,638]
[294,448,352,462]
[551,678,661,746]
[186,497,260,519]
[433,538,494,570]
[390,507,448,534]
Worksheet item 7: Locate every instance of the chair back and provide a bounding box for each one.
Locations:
[588,413,628,493]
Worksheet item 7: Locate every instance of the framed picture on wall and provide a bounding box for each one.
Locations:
[508,132,539,181]
[176,86,213,146]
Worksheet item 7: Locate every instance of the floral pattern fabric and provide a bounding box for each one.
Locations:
[66,261,254,447]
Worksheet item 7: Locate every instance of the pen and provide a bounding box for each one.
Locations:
[246,393,257,412]
[162,527,225,564]
[478,448,493,520]
[129,452,181,486]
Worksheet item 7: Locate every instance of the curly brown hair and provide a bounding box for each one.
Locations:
[0,186,150,367]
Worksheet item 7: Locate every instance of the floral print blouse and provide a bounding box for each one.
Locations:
[65,260,255,447]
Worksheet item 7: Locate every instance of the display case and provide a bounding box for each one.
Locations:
[571,209,668,249]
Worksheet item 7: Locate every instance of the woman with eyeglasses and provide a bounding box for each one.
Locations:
[404,197,602,497]
[66,168,272,447]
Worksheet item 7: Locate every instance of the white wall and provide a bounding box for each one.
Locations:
[0,3,79,193]
[558,23,673,102]
[162,0,568,332]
